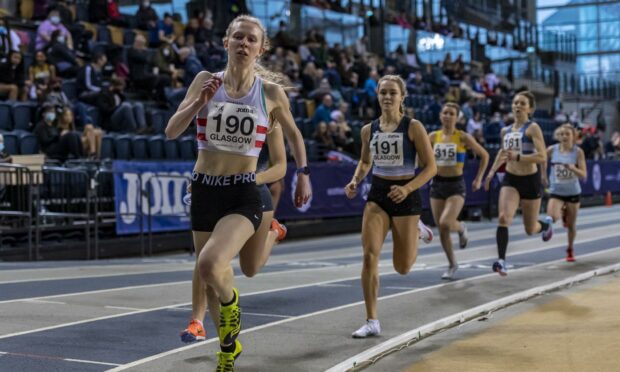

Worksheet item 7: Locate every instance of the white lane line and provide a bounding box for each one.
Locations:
[1,230,618,340]
[0,350,121,367]
[104,306,146,311]
[23,299,66,305]
[0,267,194,285]
[244,312,292,319]
[62,358,121,367]
[327,262,620,371]
[108,245,620,371]
[319,284,353,288]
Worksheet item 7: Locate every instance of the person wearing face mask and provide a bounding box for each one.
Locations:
[154,42,181,86]
[36,9,73,51]
[34,105,83,161]
[149,13,175,48]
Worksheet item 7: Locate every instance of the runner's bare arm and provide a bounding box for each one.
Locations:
[165,71,215,139]
[256,124,286,185]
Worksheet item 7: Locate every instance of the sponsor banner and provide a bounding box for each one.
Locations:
[580,160,620,195]
[113,161,192,235]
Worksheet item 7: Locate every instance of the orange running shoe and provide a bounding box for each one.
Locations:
[180,319,206,343]
[271,219,287,242]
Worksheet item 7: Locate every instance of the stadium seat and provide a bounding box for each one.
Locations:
[148,135,165,159]
[131,135,149,159]
[302,118,314,138]
[101,134,115,159]
[114,135,132,159]
[178,136,196,160]
[97,24,112,43]
[147,109,167,134]
[0,102,13,131]
[2,132,18,154]
[18,133,39,154]
[62,79,78,101]
[12,103,35,131]
[164,138,180,160]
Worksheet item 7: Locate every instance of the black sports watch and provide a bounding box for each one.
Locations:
[296,166,311,175]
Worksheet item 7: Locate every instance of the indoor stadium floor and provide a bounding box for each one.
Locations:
[1,205,619,372]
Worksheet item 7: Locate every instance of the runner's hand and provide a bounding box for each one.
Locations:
[387,185,410,204]
[344,181,358,199]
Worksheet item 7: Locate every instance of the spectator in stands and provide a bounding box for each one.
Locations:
[136,0,159,30]
[330,110,356,155]
[150,13,175,48]
[89,0,108,23]
[34,104,83,161]
[0,18,21,62]
[54,0,75,24]
[580,126,604,160]
[310,78,342,103]
[36,9,73,51]
[460,73,485,100]
[154,42,180,86]
[96,78,146,133]
[604,131,620,159]
[45,78,93,129]
[106,0,128,27]
[184,17,209,45]
[177,47,204,87]
[0,133,11,163]
[28,51,57,102]
[45,29,79,77]
[301,62,320,95]
[406,71,428,95]
[461,97,475,123]
[467,109,485,145]
[58,107,103,159]
[127,34,171,102]
[0,51,27,101]
[452,54,464,80]
[324,59,342,89]
[364,69,379,107]
[77,51,107,104]
[312,94,334,125]
[312,121,335,150]
[272,21,295,51]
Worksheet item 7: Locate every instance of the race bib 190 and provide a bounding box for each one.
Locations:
[434,142,457,166]
[370,132,403,167]
[205,102,258,154]
[503,131,523,154]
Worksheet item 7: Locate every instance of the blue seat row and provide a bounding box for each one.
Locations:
[100,134,196,161]
[0,130,40,155]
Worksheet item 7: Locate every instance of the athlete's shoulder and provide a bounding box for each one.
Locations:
[194,70,214,83]
[262,80,286,98]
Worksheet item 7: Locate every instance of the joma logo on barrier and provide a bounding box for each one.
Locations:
[119,171,191,225]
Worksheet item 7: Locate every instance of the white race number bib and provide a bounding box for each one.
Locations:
[205,102,257,154]
[503,131,523,154]
[434,142,457,166]
[553,164,577,183]
[370,132,403,167]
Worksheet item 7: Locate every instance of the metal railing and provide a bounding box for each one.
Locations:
[0,164,35,259]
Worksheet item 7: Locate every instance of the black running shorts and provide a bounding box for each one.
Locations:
[501,171,542,200]
[366,176,422,217]
[430,175,466,200]
[190,171,262,232]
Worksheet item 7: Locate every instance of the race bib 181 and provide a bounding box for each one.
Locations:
[503,131,523,154]
[371,132,403,167]
[205,102,258,154]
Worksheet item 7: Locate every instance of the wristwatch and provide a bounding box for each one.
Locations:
[296,166,311,175]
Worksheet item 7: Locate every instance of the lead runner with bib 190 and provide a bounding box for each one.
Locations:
[165,14,311,372]
[344,75,436,338]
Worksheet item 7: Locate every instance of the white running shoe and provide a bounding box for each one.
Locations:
[418,220,433,244]
[441,264,459,280]
[351,319,381,338]
[458,222,468,249]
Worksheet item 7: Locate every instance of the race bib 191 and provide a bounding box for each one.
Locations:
[434,142,457,166]
[553,164,576,183]
[205,102,258,154]
[503,131,523,154]
[370,132,403,167]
